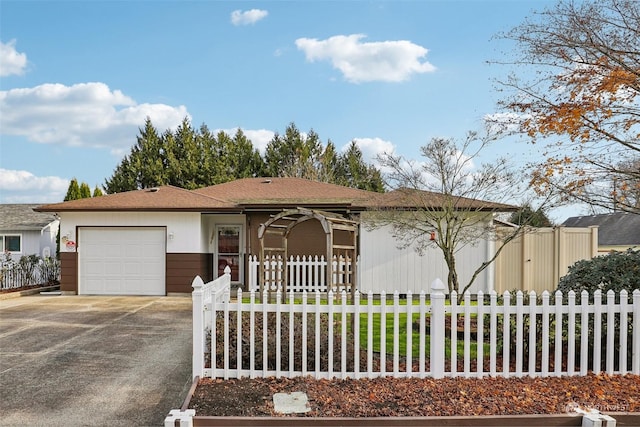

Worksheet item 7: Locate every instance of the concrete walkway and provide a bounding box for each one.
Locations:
[0,295,193,426]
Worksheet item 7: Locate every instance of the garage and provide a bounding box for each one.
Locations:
[78,227,166,295]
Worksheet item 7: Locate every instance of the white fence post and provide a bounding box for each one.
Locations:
[633,289,640,375]
[191,275,205,381]
[430,278,446,379]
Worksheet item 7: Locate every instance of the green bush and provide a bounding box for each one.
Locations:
[555,249,639,372]
[557,249,640,295]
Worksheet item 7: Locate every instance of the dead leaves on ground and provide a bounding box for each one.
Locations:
[189,373,639,417]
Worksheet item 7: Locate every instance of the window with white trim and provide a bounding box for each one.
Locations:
[0,234,22,253]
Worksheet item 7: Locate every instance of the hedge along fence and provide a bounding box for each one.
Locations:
[192,276,640,381]
[0,254,61,290]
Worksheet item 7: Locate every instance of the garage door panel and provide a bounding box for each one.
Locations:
[79,227,165,296]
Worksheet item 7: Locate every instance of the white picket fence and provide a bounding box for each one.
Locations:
[192,274,640,381]
[247,254,357,293]
[0,258,60,290]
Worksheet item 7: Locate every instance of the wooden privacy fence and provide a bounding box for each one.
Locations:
[495,226,599,293]
[248,254,357,293]
[192,276,640,381]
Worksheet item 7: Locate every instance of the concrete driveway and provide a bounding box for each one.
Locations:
[0,295,193,426]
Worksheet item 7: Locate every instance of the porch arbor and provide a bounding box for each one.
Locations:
[257,208,358,301]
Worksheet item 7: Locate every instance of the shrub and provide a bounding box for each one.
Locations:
[555,249,639,372]
[557,249,640,295]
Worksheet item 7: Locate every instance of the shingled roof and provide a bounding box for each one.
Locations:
[193,177,375,209]
[0,204,58,230]
[34,178,517,213]
[365,188,518,211]
[563,212,640,246]
[35,185,235,212]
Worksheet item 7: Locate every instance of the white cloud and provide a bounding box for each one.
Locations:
[231,9,268,26]
[218,127,275,153]
[348,137,396,164]
[0,82,189,152]
[0,169,69,203]
[0,39,28,77]
[295,34,436,83]
[243,129,275,153]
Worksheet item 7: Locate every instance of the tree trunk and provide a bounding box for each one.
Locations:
[444,250,459,294]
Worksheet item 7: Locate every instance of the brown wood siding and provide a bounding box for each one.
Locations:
[59,252,78,293]
[246,212,356,257]
[166,253,212,293]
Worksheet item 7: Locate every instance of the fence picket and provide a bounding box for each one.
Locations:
[567,291,576,376]
[554,291,563,377]
[250,289,256,379]
[633,290,640,375]
[580,290,589,376]
[393,292,400,376]
[489,291,497,376]
[341,290,348,379]
[196,273,639,381]
[477,291,484,378]
[515,291,524,378]
[406,291,413,377]
[501,291,510,377]
[619,290,628,375]
[328,291,334,378]
[354,291,361,379]
[289,291,295,377]
[606,290,615,375]
[463,292,471,377]
[450,291,458,377]
[302,291,308,378]
[541,291,550,376]
[237,289,243,378]
[594,290,602,374]
[380,292,387,376]
[419,291,427,378]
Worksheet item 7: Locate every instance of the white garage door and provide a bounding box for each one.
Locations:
[78,227,166,295]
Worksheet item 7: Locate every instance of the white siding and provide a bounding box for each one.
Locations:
[59,212,202,253]
[359,224,490,294]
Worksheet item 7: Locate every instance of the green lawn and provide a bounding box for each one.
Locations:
[238,295,489,359]
[356,311,488,360]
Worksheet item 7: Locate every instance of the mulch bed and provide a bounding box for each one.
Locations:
[188,373,640,417]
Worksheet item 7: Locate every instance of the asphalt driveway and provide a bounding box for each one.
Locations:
[0,295,193,426]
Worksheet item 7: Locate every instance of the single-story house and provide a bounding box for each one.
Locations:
[563,211,640,253]
[0,204,59,262]
[35,178,516,296]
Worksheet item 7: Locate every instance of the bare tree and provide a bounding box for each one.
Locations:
[371,132,538,295]
[489,0,640,214]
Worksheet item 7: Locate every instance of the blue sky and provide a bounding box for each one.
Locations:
[2,0,579,219]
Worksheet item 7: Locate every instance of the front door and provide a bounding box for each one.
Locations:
[216,225,242,283]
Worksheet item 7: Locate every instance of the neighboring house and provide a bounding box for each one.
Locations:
[0,204,60,262]
[35,178,516,296]
[563,211,640,253]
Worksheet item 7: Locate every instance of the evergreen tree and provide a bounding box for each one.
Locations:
[79,182,91,199]
[104,117,385,192]
[264,123,324,179]
[104,118,165,193]
[509,204,553,227]
[336,141,385,192]
[64,178,99,201]
[92,186,104,197]
[64,178,82,201]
